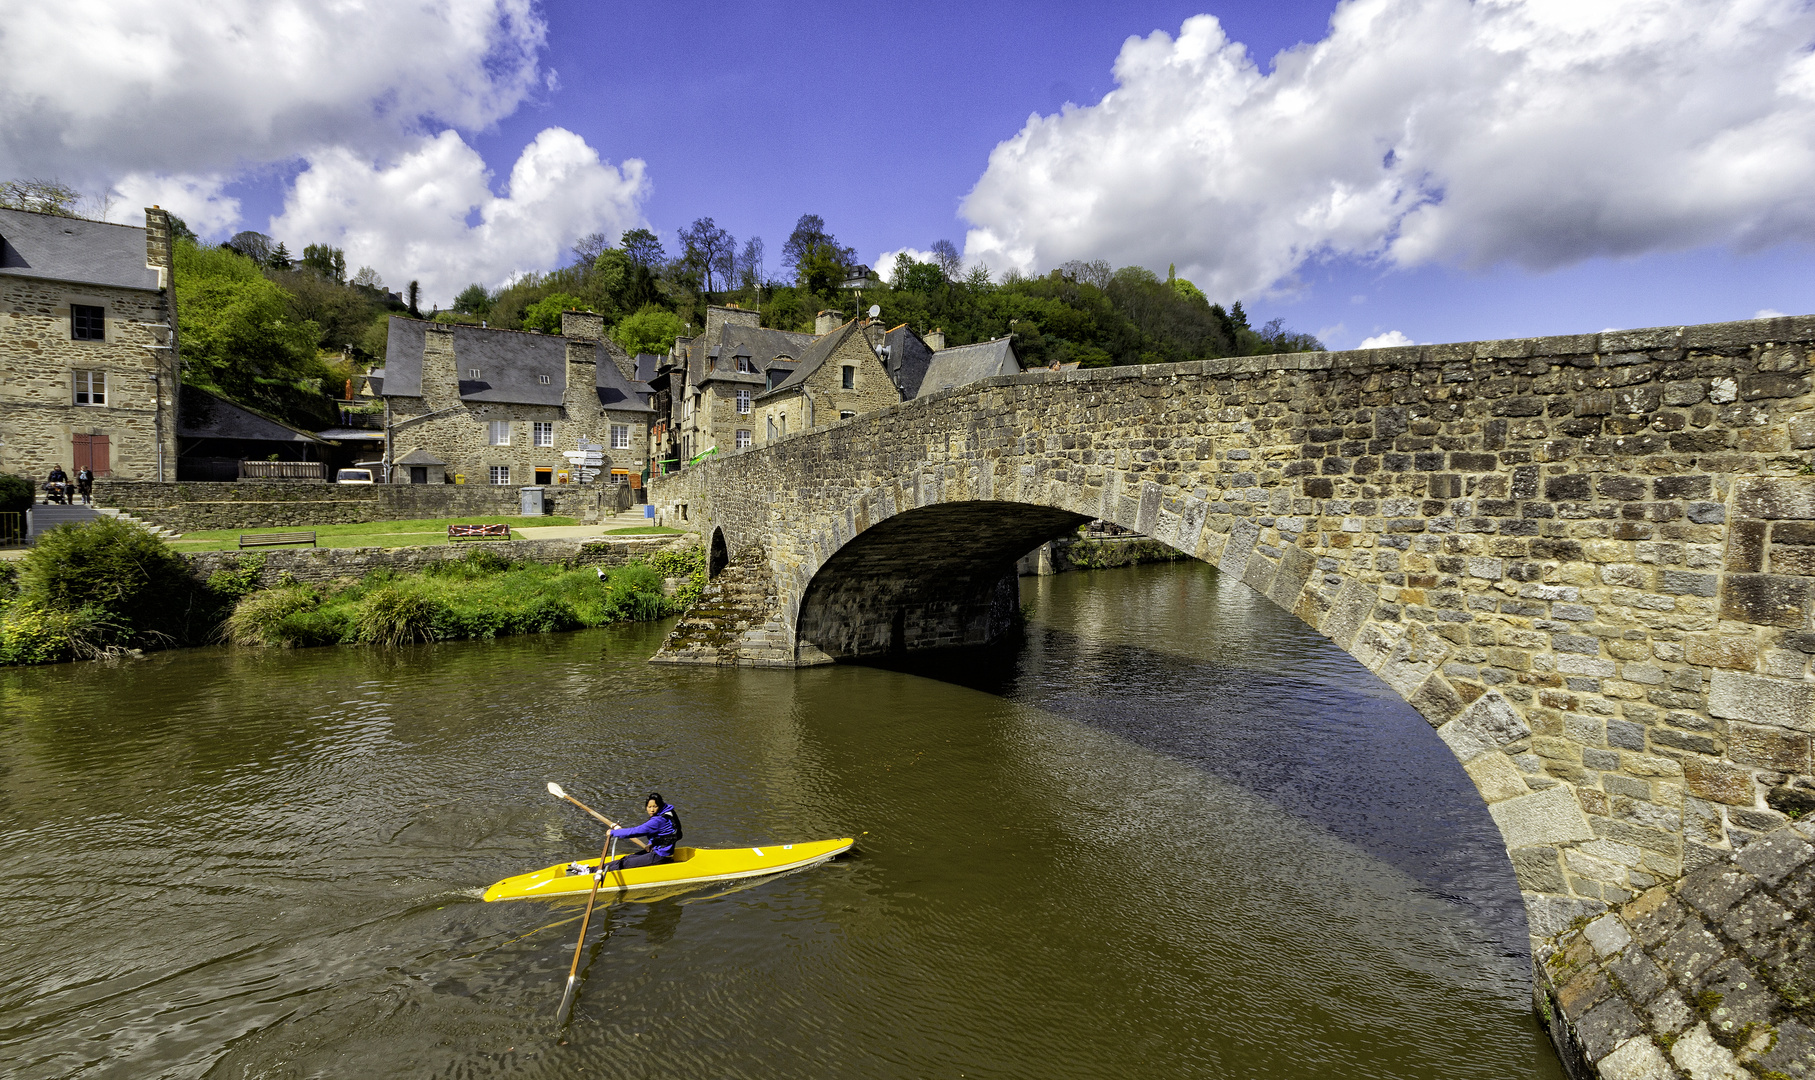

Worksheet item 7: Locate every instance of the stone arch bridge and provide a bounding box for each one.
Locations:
[648,315,1815,936]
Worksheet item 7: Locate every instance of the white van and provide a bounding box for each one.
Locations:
[335,468,374,484]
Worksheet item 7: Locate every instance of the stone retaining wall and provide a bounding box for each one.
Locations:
[1538,821,1815,1079]
[183,534,687,587]
[94,479,615,531]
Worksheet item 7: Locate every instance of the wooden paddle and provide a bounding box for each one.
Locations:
[555,831,613,1025]
[546,782,650,851]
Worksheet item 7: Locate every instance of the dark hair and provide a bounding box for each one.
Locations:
[646,792,664,808]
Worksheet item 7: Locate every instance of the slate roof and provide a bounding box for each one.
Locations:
[314,427,386,441]
[394,447,447,465]
[915,337,1021,398]
[178,388,326,443]
[758,321,861,400]
[688,323,814,386]
[0,207,160,291]
[378,316,652,412]
[634,353,661,382]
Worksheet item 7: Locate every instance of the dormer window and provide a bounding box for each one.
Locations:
[467,368,481,379]
[737,356,754,373]
[538,374,551,385]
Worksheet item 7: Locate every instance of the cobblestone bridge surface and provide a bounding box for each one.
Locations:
[648,315,1815,1046]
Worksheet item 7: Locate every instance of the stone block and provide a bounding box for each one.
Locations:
[1511,845,1568,893]
[1678,867,1756,921]
[1438,691,1530,761]
[1722,573,1815,627]
[1754,1020,1815,1079]
[1489,784,1596,849]
[1575,994,1645,1063]
[1732,827,1814,885]
[1707,670,1815,731]
[1681,755,1758,806]
[1644,988,1695,1034]
[1653,918,1727,984]
[1466,752,1533,802]
[1668,1023,1748,1080]
[1726,722,1810,772]
[1720,889,1797,965]
[1605,944,1669,1006]
[1734,477,1815,520]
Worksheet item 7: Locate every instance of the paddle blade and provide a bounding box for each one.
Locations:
[555,974,578,1025]
[547,781,566,800]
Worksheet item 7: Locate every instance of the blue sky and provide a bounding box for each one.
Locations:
[4,0,1811,348]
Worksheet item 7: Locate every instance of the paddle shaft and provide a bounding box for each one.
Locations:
[556,793,650,852]
[557,834,614,1023]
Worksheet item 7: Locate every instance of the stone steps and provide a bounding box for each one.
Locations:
[650,547,789,666]
[27,503,182,541]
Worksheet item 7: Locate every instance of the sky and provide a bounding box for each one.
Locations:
[1,0,1811,349]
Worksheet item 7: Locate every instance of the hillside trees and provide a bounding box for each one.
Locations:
[173,240,334,426]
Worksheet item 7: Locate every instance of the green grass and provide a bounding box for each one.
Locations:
[168,515,582,551]
[221,549,685,649]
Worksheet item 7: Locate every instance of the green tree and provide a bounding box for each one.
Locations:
[522,293,586,334]
[612,304,685,355]
[300,243,347,284]
[621,228,665,268]
[267,241,292,270]
[0,178,80,216]
[174,240,329,425]
[452,283,492,316]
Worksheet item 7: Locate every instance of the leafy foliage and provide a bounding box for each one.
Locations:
[0,473,33,515]
[174,240,334,426]
[613,304,685,356]
[0,178,81,216]
[522,292,587,334]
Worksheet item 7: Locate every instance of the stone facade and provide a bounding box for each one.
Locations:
[0,207,180,483]
[648,313,1815,929]
[378,312,651,490]
[92,478,609,532]
[752,321,900,444]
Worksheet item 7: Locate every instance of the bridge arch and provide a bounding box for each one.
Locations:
[649,315,1815,937]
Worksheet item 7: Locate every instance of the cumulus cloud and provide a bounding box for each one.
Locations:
[1357,330,1416,349]
[960,0,1815,300]
[108,174,241,235]
[270,128,647,305]
[0,0,546,184]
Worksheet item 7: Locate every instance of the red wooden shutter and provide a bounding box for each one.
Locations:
[72,434,110,475]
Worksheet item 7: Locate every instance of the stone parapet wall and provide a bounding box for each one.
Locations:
[1538,822,1815,1079]
[93,480,613,531]
[649,313,1815,931]
[182,534,686,587]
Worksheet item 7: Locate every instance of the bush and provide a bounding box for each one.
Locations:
[15,519,198,648]
[0,473,32,514]
[0,602,127,664]
[223,585,326,647]
[646,546,705,612]
[355,586,442,646]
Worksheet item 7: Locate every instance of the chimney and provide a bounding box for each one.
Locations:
[560,309,604,341]
[563,338,599,412]
[143,206,174,288]
[815,309,845,336]
[926,327,946,351]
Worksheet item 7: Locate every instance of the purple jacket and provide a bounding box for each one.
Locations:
[610,804,680,857]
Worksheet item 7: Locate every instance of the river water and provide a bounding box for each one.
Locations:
[0,561,1565,1079]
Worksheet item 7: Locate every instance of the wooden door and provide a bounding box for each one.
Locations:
[72,433,110,475]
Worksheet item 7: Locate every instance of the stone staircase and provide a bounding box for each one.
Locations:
[28,503,182,541]
[649,545,792,666]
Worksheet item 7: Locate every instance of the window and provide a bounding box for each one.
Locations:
[779,414,788,436]
[73,370,106,406]
[735,429,752,449]
[841,365,854,389]
[533,422,553,447]
[538,374,551,385]
[766,417,776,441]
[489,465,510,485]
[468,368,481,379]
[609,469,630,485]
[736,355,754,373]
[611,424,630,450]
[735,388,751,414]
[488,421,511,446]
[71,304,104,341]
[839,410,855,421]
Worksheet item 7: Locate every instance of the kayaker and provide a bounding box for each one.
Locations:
[568,793,682,877]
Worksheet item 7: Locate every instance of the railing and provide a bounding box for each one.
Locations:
[337,408,385,430]
[0,511,23,547]
[239,460,326,481]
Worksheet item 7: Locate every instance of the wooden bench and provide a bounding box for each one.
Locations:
[239,531,316,549]
[449,523,511,541]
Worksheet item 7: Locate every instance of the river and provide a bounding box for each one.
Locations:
[0,561,1565,1079]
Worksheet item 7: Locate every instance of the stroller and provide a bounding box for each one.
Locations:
[42,480,71,505]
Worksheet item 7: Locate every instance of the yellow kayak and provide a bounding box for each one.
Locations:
[482,838,854,902]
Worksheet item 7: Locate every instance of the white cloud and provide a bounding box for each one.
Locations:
[1757,308,1789,319]
[960,0,1815,300]
[0,0,546,185]
[270,128,648,305]
[107,174,241,236]
[875,247,941,278]
[1357,330,1416,349]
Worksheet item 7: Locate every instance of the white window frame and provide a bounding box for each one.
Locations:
[538,374,551,385]
[73,369,107,406]
[489,465,510,485]
[735,388,751,414]
[839,410,855,421]
[468,368,481,379]
[735,429,752,449]
[736,356,754,373]
[488,420,511,446]
[533,422,553,447]
[610,424,631,450]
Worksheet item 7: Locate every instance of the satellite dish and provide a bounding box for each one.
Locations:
[868,305,880,319]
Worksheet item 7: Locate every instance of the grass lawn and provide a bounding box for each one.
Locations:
[167,515,582,552]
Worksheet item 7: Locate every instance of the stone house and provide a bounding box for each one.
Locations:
[0,206,181,484]
[666,305,815,460]
[371,311,653,488]
[910,335,1020,397]
[753,320,900,444]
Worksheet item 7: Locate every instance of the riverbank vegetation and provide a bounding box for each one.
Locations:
[0,520,702,666]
